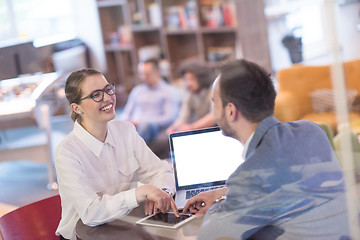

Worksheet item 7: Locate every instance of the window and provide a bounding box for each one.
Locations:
[264,0,329,64]
[0,0,75,44]
[0,0,13,41]
[284,1,327,59]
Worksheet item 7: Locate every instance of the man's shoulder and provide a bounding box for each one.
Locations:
[158,81,181,100]
[277,120,322,135]
[130,83,147,92]
[260,120,326,149]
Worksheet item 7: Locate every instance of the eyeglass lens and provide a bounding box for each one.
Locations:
[92,84,115,102]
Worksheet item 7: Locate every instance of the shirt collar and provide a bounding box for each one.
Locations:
[73,121,116,157]
[104,123,117,148]
[245,116,281,159]
[147,79,166,90]
[242,132,255,160]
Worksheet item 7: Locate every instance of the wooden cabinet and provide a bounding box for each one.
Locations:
[96,0,271,90]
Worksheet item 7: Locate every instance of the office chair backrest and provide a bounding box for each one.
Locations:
[334,131,360,175]
[0,195,61,240]
[318,122,335,150]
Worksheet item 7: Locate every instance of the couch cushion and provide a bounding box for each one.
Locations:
[310,89,358,113]
[350,118,360,135]
[301,112,337,131]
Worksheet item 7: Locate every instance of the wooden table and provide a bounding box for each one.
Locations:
[76,207,203,240]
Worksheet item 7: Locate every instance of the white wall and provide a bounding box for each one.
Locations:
[73,0,106,72]
[336,2,360,61]
[267,16,292,73]
[266,1,360,72]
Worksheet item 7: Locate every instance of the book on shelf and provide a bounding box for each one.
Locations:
[185,0,198,29]
[165,0,199,30]
[178,6,188,29]
[207,46,234,62]
[165,6,182,30]
[200,0,236,28]
[222,1,236,27]
[148,3,162,27]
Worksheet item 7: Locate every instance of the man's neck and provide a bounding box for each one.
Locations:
[237,121,259,145]
[147,78,162,88]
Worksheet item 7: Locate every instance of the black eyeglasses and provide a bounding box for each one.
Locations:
[79,83,116,102]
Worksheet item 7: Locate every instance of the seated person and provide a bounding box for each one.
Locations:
[120,59,180,141]
[55,68,178,240]
[183,59,350,239]
[167,62,216,134]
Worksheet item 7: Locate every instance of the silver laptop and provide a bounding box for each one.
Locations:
[169,126,244,209]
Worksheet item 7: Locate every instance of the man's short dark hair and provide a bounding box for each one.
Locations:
[219,59,276,122]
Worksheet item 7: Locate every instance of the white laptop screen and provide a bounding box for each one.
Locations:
[170,127,244,190]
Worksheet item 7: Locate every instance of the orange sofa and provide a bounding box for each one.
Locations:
[274,59,360,133]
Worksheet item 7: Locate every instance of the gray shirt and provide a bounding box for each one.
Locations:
[175,87,212,125]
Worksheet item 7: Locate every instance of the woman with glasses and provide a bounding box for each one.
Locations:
[54,68,178,240]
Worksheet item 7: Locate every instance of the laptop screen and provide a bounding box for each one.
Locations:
[169,126,244,190]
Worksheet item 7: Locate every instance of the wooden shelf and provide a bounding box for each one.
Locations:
[131,25,161,32]
[105,43,133,52]
[96,0,271,86]
[164,29,199,35]
[200,26,237,33]
[97,0,125,8]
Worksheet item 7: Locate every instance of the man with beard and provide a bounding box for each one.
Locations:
[182,59,350,240]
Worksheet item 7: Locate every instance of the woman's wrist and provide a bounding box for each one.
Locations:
[135,184,149,203]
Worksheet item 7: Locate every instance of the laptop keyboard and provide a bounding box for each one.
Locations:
[185,186,223,199]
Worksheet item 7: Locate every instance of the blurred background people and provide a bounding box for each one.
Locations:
[167,61,216,134]
[120,59,180,141]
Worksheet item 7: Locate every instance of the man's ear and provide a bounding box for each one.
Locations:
[225,102,237,122]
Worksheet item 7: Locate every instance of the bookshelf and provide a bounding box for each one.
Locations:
[96,0,271,90]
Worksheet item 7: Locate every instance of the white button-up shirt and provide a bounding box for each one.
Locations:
[241,132,254,160]
[55,120,175,239]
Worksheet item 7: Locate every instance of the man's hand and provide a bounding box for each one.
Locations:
[167,123,193,135]
[177,123,192,132]
[166,124,177,135]
[182,187,227,216]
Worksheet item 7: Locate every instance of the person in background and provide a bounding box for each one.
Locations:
[55,68,178,240]
[167,62,216,134]
[183,59,350,239]
[120,58,180,141]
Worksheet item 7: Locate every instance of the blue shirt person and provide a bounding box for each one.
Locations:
[183,59,350,240]
[120,59,180,141]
